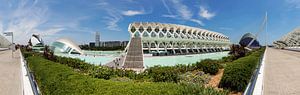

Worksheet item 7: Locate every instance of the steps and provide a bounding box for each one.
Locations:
[123,37,144,69]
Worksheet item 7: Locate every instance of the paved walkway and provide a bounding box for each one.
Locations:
[264,48,300,95]
[0,50,22,95]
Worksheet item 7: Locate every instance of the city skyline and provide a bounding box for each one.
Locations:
[1,0,300,45]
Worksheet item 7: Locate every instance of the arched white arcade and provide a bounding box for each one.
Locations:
[128,22,231,55]
[273,28,300,48]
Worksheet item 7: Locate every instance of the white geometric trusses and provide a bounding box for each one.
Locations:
[128,22,230,43]
[273,28,300,48]
[128,22,230,50]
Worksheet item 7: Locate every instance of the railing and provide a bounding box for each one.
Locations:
[244,49,266,95]
[20,51,40,95]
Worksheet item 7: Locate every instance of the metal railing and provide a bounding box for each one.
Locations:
[20,52,40,95]
[244,49,266,95]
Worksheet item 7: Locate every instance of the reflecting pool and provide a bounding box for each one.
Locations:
[56,50,229,67]
[144,51,229,67]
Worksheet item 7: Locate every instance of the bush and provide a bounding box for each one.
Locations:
[180,82,229,95]
[54,56,94,72]
[220,55,235,63]
[219,49,264,92]
[179,71,210,85]
[196,59,221,75]
[26,56,228,95]
[52,55,139,80]
[146,66,180,83]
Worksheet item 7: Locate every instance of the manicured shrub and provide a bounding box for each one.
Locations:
[146,66,180,83]
[26,56,228,95]
[180,82,229,95]
[219,49,264,92]
[179,71,210,85]
[220,55,235,63]
[196,59,221,75]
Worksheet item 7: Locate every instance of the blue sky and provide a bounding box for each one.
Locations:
[1,0,300,45]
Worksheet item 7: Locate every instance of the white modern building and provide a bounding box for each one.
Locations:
[28,34,44,47]
[127,22,230,55]
[0,34,10,48]
[95,32,100,47]
[122,22,231,71]
[50,38,84,55]
[273,28,300,49]
[28,34,44,51]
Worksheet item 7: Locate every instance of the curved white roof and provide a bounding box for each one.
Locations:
[128,22,229,39]
[52,38,84,54]
[0,35,11,48]
[29,34,44,46]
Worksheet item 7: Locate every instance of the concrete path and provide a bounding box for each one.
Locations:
[264,48,300,95]
[0,50,22,95]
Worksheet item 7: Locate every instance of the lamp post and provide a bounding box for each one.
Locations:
[3,32,14,58]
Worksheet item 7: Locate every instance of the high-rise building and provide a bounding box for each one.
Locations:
[95,32,100,47]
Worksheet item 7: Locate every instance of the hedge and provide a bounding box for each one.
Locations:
[27,56,228,95]
[196,59,221,75]
[219,49,265,92]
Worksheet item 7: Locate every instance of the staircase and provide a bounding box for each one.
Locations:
[123,37,144,69]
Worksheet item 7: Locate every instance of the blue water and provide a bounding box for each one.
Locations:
[56,51,122,65]
[144,51,229,67]
[56,51,229,67]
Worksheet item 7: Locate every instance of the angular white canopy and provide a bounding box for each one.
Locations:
[0,34,11,48]
[51,38,84,55]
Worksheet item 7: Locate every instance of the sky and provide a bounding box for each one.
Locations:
[1,0,300,45]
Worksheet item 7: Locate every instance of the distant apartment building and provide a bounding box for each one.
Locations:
[95,32,100,47]
[89,42,95,47]
[90,31,128,47]
[89,41,129,47]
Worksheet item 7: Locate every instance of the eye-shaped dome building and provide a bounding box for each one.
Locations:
[239,33,260,48]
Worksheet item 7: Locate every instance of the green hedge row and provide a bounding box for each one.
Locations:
[195,59,221,75]
[27,56,228,95]
[219,49,265,92]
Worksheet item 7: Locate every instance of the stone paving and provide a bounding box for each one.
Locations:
[264,48,300,95]
[0,50,22,95]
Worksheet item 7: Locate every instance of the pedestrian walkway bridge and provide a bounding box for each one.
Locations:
[263,48,300,95]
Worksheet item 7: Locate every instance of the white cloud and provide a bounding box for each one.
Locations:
[0,0,74,44]
[162,14,177,18]
[199,7,215,20]
[97,2,108,6]
[122,10,145,16]
[97,0,150,31]
[161,0,204,26]
[190,19,204,26]
[170,0,192,19]
[39,28,65,36]
[105,17,122,31]
[162,0,172,14]
[219,27,233,31]
[104,10,123,31]
[286,0,300,8]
